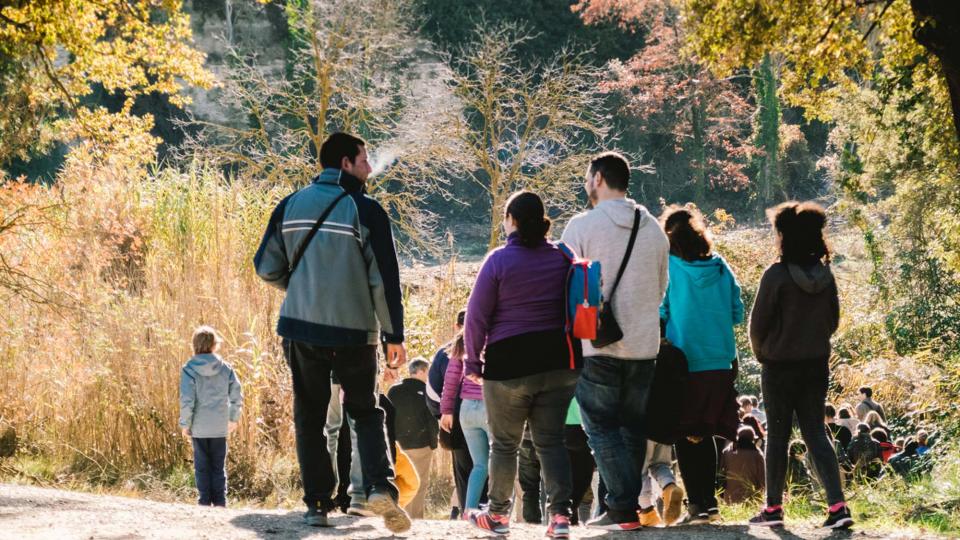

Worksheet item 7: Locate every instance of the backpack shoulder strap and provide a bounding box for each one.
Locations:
[287,190,350,275]
[555,241,577,262]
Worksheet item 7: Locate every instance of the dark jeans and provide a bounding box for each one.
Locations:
[192,437,227,506]
[675,436,718,510]
[565,424,595,525]
[518,436,543,523]
[483,369,578,517]
[577,356,655,522]
[284,339,398,510]
[762,362,845,507]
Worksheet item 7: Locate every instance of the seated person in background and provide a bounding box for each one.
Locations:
[750,396,767,426]
[864,411,891,439]
[837,406,859,434]
[824,403,852,450]
[916,430,931,455]
[720,427,766,504]
[894,437,905,452]
[739,407,765,448]
[871,429,896,463]
[847,423,882,478]
[889,438,923,477]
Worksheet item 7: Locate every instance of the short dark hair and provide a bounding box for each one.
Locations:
[838,406,852,419]
[660,204,713,262]
[767,201,830,265]
[739,396,752,407]
[917,430,929,445]
[320,132,366,169]
[857,422,870,435]
[456,309,466,327]
[588,152,630,192]
[408,358,429,376]
[859,386,873,398]
[750,396,759,407]
[824,403,836,418]
[871,428,888,443]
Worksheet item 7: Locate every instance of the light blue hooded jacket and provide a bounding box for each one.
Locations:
[659,254,744,372]
[179,354,243,438]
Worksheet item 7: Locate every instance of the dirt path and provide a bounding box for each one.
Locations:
[0,483,928,539]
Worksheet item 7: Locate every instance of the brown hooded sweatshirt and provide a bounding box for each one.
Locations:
[749,261,840,364]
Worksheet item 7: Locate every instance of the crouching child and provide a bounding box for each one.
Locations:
[179,326,244,507]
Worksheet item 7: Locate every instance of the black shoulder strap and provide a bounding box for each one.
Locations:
[608,208,641,301]
[287,191,350,275]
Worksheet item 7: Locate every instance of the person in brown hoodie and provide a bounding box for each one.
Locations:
[747,202,853,531]
[721,426,765,504]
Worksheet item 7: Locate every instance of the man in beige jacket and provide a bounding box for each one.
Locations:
[560,151,669,531]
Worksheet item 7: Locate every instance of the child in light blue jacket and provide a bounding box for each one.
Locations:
[179,326,243,507]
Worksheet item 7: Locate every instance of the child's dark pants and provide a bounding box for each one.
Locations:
[193,437,227,506]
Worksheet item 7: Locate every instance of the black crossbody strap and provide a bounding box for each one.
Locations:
[607,208,641,302]
[287,191,350,275]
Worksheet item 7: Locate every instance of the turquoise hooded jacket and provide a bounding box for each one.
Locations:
[659,254,744,372]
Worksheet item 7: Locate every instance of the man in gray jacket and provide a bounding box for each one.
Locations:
[254,132,410,532]
[560,152,669,530]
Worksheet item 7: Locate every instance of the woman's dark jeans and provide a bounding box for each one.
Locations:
[762,361,845,507]
[483,369,578,518]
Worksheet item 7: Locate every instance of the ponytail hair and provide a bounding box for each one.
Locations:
[446,329,465,361]
[659,204,712,261]
[767,201,830,265]
[505,191,551,248]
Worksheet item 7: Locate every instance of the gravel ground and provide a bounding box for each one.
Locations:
[0,483,931,540]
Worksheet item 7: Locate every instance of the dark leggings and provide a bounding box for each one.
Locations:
[675,436,718,510]
[762,363,845,507]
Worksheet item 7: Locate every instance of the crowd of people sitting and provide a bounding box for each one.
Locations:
[159,132,940,537]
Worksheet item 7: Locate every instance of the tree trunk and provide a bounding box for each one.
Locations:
[690,100,707,204]
[911,0,960,143]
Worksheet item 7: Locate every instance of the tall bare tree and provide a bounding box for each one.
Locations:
[447,25,611,250]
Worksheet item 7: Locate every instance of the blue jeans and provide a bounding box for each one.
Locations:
[576,356,655,522]
[459,398,490,511]
[192,437,227,506]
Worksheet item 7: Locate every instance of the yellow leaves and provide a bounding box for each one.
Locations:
[0,0,212,170]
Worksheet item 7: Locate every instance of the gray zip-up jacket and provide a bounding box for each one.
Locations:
[253,168,404,345]
[179,353,243,438]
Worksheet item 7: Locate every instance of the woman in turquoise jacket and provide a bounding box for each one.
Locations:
[659,205,743,525]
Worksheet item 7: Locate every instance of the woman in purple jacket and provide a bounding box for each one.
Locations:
[466,191,583,539]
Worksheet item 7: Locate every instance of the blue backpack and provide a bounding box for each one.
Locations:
[556,242,602,341]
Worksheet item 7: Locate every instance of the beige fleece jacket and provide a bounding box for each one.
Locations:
[560,198,669,360]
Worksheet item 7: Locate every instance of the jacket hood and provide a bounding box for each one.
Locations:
[787,262,834,294]
[596,198,653,231]
[671,253,727,288]
[184,353,225,377]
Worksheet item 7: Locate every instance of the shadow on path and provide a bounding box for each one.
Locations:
[230,512,379,540]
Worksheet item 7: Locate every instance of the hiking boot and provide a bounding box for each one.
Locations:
[546,514,570,539]
[366,491,412,533]
[468,509,510,536]
[822,504,854,530]
[303,507,330,527]
[585,512,642,531]
[707,507,721,523]
[662,483,684,525]
[638,507,662,527]
[749,506,784,527]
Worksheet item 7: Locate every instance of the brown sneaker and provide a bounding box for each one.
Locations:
[639,507,662,527]
[367,492,412,533]
[662,483,684,525]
